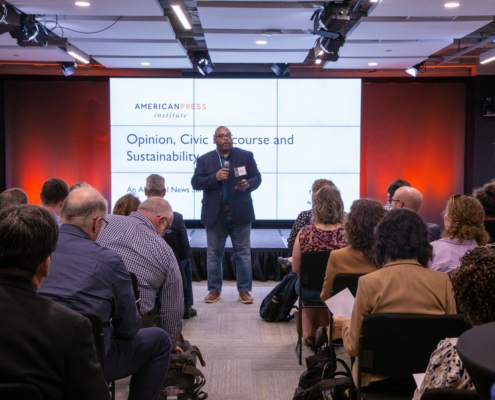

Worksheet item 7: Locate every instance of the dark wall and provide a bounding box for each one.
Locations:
[472,75,495,190]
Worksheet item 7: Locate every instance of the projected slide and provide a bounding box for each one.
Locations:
[110,78,361,220]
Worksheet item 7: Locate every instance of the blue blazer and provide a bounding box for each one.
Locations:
[191,147,261,227]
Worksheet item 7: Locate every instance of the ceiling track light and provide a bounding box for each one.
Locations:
[405,61,426,77]
[60,61,77,77]
[67,43,90,64]
[480,48,495,65]
[171,4,192,30]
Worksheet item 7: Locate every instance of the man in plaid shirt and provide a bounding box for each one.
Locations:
[97,197,183,350]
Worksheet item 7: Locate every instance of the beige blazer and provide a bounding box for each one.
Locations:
[320,247,378,303]
[341,259,457,387]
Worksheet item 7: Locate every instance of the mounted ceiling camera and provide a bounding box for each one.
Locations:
[10,14,48,46]
[0,4,20,35]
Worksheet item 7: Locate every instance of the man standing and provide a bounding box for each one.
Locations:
[39,188,172,400]
[390,186,441,242]
[97,197,184,347]
[0,205,109,400]
[191,126,261,304]
[145,174,196,319]
[40,178,70,226]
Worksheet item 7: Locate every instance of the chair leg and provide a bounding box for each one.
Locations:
[110,381,115,400]
[295,295,302,364]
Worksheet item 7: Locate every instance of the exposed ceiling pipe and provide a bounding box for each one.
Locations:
[438,34,495,65]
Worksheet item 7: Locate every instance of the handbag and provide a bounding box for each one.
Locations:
[160,339,207,400]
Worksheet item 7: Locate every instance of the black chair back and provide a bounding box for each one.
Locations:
[331,273,364,298]
[457,322,495,400]
[78,310,106,373]
[0,383,43,400]
[300,251,331,292]
[420,388,480,400]
[358,314,471,378]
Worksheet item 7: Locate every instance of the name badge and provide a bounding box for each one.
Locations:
[235,166,247,177]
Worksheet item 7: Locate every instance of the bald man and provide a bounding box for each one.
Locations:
[97,197,184,350]
[39,188,173,400]
[390,186,441,242]
[191,126,262,304]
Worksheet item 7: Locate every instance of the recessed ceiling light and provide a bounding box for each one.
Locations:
[368,62,378,66]
[370,0,378,2]
[256,40,267,45]
[75,1,90,6]
[141,62,150,66]
[444,2,459,7]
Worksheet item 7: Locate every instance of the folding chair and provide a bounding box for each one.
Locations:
[79,310,115,400]
[420,388,480,400]
[328,274,364,350]
[0,383,43,400]
[356,314,471,400]
[294,250,331,364]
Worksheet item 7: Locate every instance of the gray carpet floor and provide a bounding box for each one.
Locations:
[115,281,350,400]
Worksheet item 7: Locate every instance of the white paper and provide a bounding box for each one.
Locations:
[413,373,425,388]
[325,288,355,319]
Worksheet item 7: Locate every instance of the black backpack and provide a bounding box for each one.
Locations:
[260,271,299,322]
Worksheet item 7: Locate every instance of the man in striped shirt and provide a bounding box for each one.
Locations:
[97,197,184,350]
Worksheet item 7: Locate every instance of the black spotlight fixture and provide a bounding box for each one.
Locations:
[314,35,344,63]
[194,52,213,76]
[60,62,77,77]
[10,14,48,46]
[316,1,351,34]
[271,63,290,76]
[0,4,20,35]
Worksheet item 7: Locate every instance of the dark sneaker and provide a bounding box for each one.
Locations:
[278,257,292,273]
[183,307,197,319]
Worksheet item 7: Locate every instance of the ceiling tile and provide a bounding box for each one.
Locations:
[323,57,427,69]
[369,0,495,17]
[347,16,493,40]
[0,45,75,62]
[209,49,309,63]
[94,56,192,68]
[340,39,451,58]
[70,39,186,56]
[197,2,316,30]
[204,31,316,50]
[8,0,164,16]
[37,16,175,40]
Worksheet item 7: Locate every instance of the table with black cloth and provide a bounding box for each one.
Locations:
[457,321,495,400]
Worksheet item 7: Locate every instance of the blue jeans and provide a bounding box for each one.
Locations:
[205,210,252,293]
[106,327,172,400]
[181,258,194,308]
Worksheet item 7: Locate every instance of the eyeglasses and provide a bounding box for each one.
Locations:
[93,216,109,227]
[216,134,232,140]
[388,198,403,205]
[156,215,172,234]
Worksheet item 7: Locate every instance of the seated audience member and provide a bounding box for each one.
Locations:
[429,195,489,275]
[279,179,335,272]
[473,180,495,242]
[97,197,184,348]
[0,205,109,400]
[113,193,141,216]
[292,186,347,346]
[40,178,70,226]
[334,209,456,392]
[413,245,495,399]
[390,186,441,242]
[384,178,410,211]
[320,199,385,337]
[38,188,172,400]
[70,181,91,191]
[0,187,28,208]
[144,174,195,319]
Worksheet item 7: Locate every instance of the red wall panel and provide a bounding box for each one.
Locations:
[4,80,466,227]
[5,81,111,205]
[361,82,466,226]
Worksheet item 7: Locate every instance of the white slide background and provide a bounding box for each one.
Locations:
[110,78,361,219]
